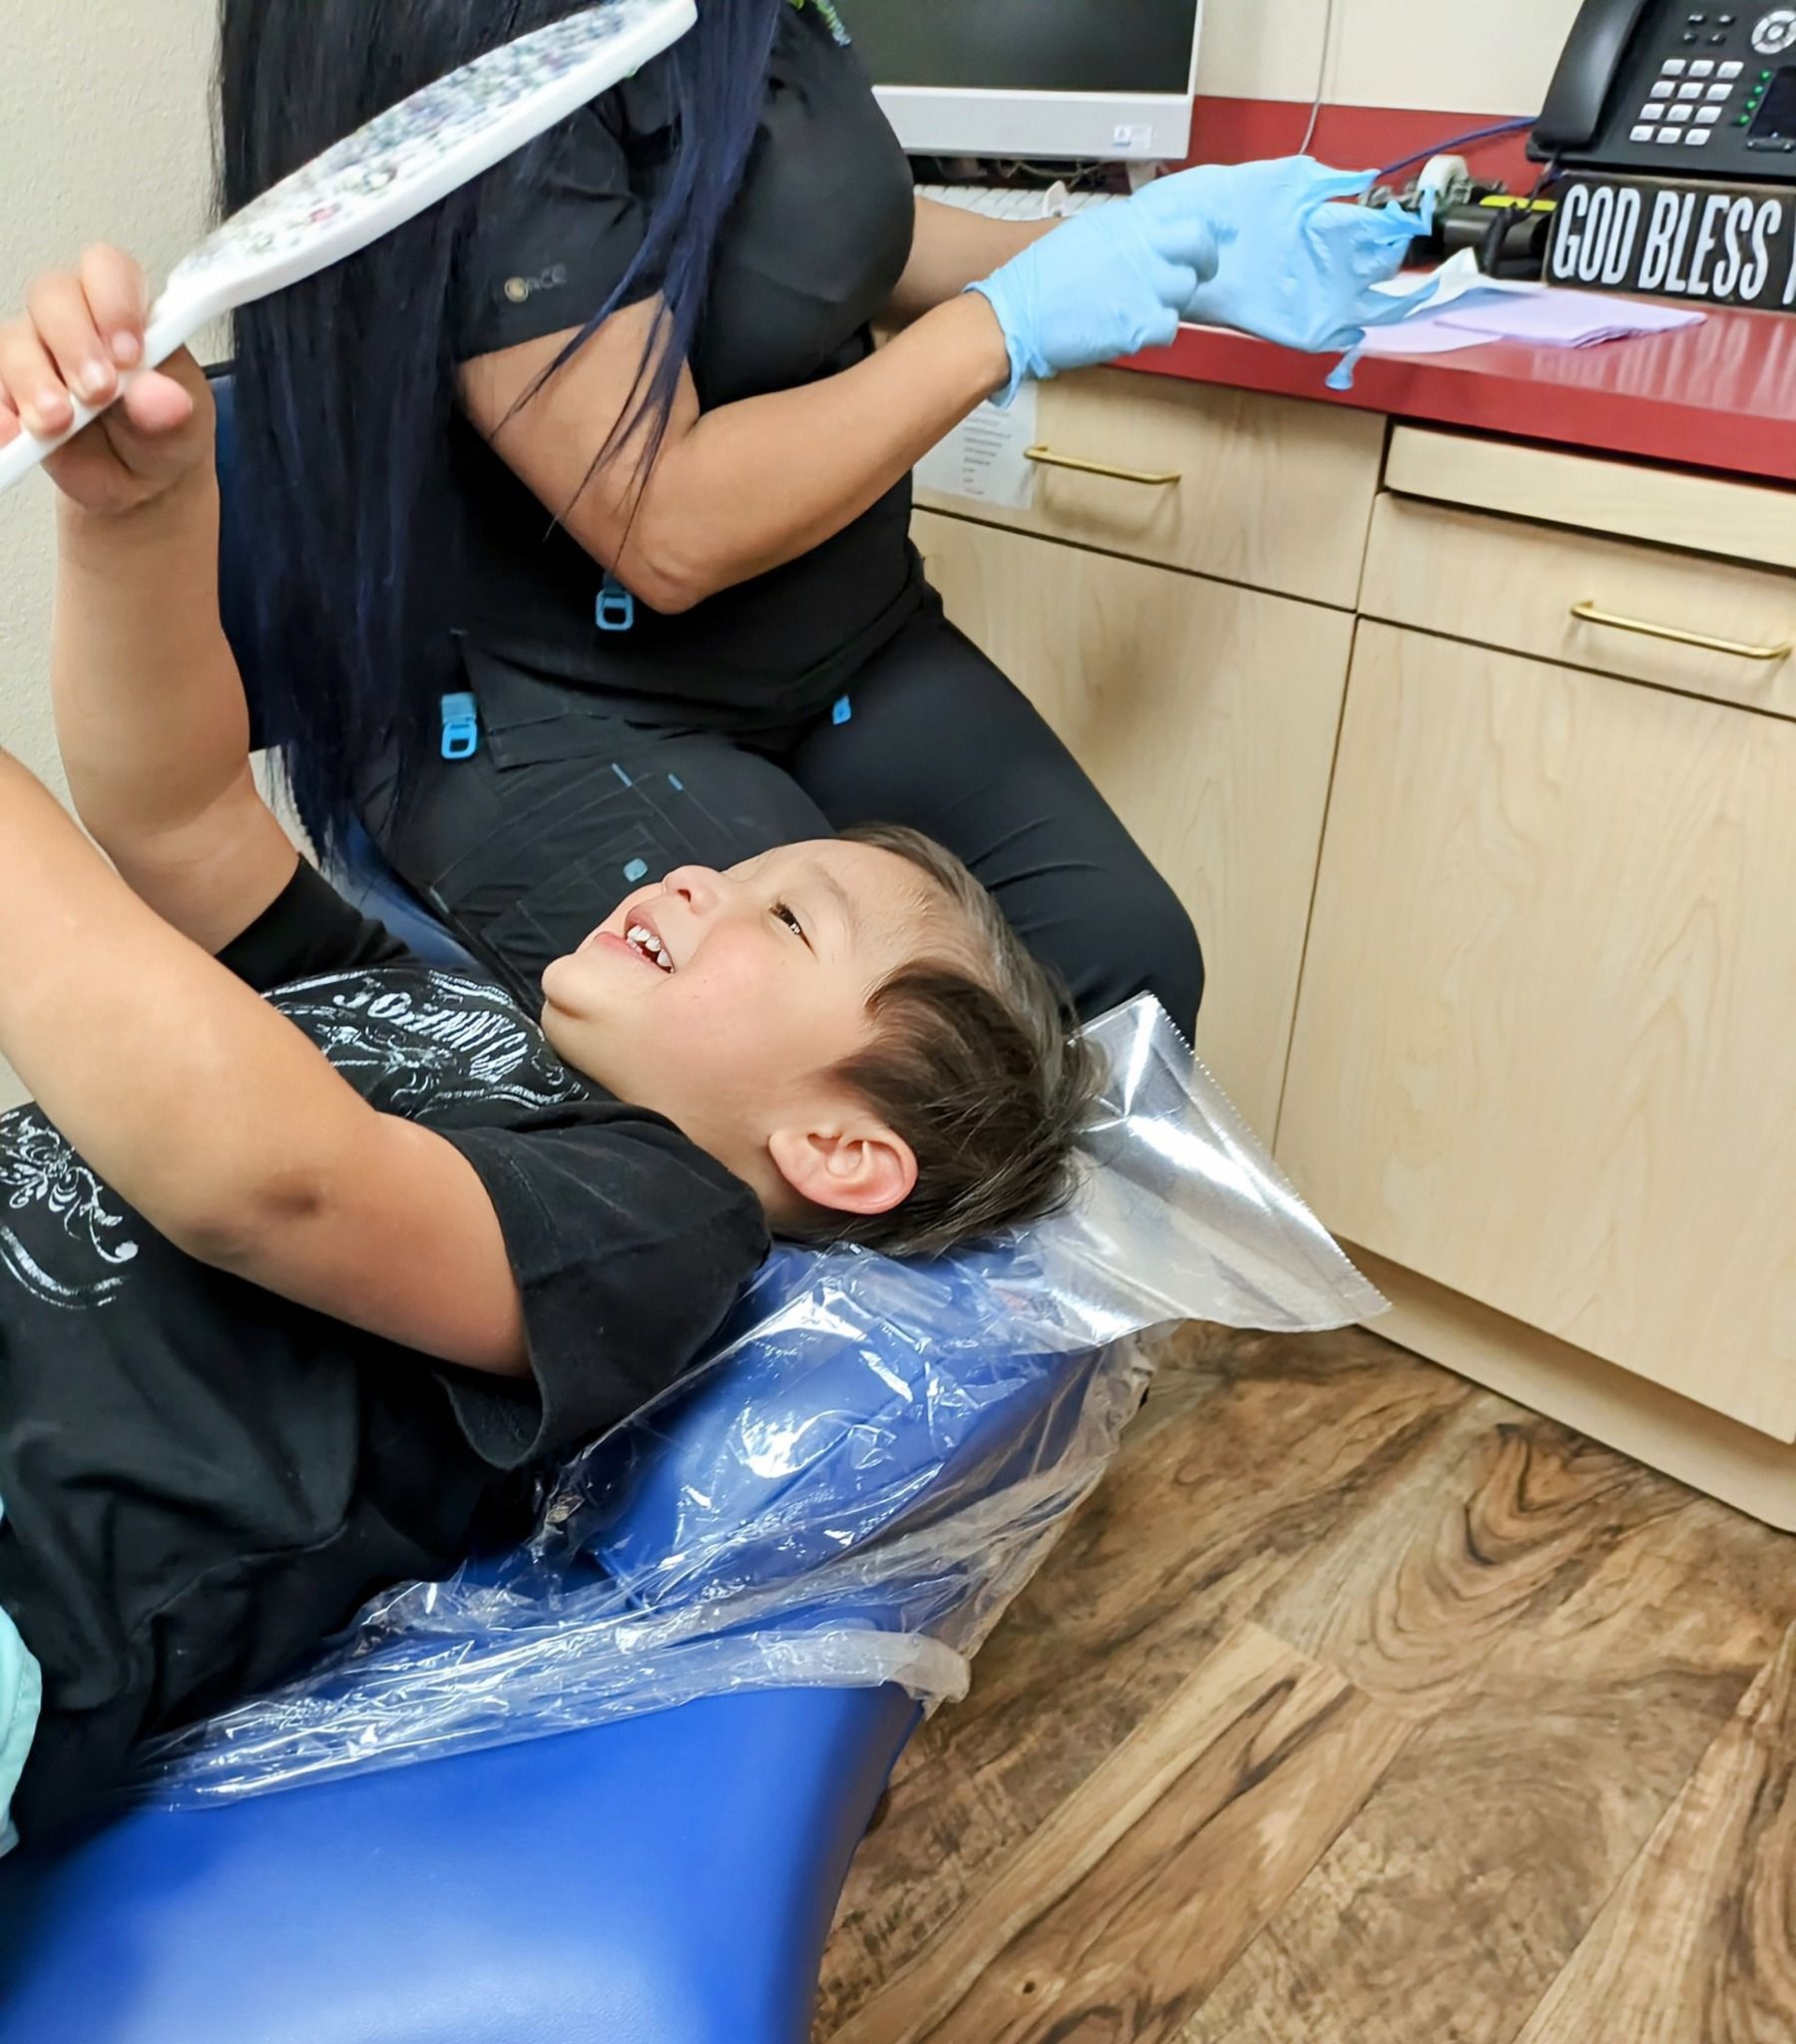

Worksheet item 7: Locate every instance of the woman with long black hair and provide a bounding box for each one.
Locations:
[222,0,1215,1026]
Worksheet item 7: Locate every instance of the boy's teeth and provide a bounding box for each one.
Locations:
[625,924,672,970]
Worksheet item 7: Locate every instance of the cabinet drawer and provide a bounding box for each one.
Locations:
[1364,494,1796,723]
[1278,622,1796,1440]
[915,368,1384,610]
[915,508,1353,1136]
[1386,424,1796,574]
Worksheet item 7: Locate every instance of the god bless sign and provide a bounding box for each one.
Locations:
[1547,175,1796,311]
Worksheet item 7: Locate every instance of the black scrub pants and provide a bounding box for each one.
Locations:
[377,601,1205,1033]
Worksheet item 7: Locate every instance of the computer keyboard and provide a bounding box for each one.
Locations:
[915,182,1122,222]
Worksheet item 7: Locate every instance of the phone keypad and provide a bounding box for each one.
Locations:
[1644,27,1750,150]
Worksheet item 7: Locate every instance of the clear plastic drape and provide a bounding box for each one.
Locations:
[134,998,1384,1804]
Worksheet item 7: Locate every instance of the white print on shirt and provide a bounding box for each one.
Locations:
[267,967,586,1116]
[0,1108,140,1309]
[0,967,579,1313]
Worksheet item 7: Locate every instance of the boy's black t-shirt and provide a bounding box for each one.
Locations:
[0,863,767,1843]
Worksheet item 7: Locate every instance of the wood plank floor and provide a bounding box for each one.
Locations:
[814,1324,1796,2044]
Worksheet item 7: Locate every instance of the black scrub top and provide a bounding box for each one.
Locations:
[447,3,923,731]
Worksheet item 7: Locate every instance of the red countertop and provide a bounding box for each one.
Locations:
[1130,97,1796,487]
[1131,305,1796,485]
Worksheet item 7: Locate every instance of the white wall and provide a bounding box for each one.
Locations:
[1198,0,1584,116]
[0,0,218,1105]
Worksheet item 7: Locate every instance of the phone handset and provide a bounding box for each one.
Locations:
[1533,0,1658,154]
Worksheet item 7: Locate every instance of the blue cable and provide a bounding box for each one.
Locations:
[1378,117,1539,183]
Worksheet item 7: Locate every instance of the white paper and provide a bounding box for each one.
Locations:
[1370,249,1544,309]
[916,384,1040,511]
[1365,251,1705,356]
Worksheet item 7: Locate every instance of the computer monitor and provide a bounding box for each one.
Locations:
[852,0,1204,166]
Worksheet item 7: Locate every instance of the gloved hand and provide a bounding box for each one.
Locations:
[1140,158,1435,368]
[969,200,1221,407]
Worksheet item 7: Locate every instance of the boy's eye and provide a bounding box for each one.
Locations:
[772,900,805,940]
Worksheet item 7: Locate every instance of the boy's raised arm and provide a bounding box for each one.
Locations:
[0,249,531,1378]
[4,245,295,950]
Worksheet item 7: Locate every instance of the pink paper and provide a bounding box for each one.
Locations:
[1435,290,1703,345]
[1358,321,1503,358]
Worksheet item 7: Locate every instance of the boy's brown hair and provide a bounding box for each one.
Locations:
[801,824,1105,1259]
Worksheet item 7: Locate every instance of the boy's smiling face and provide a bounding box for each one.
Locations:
[539,839,965,1229]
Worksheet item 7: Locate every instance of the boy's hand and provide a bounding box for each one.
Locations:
[0,246,212,516]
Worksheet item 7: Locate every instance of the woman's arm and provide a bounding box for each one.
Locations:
[881,198,1056,326]
[463,190,1211,616]
[462,289,1012,616]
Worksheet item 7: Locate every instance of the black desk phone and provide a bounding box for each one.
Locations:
[1529,0,1796,304]
[1533,0,1796,176]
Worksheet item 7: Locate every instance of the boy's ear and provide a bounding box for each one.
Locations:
[766,1119,918,1223]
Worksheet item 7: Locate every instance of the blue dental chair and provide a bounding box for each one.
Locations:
[0,376,1109,2044]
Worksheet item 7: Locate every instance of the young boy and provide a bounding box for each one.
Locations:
[0,248,1100,1851]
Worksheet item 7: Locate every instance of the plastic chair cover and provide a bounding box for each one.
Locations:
[132,998,1384,1805]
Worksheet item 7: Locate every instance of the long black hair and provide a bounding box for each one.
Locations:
[219,0,783,858]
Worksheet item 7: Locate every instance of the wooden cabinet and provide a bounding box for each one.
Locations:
[1277,621,1796,1442]
[1384,424,1796,575]
[915,367,1385,609]
[914,508,1353,1135]
[920,377,1795,1524]
[1363,494,1796,725]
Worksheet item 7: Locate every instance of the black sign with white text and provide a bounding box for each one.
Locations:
[1547,175,1796,312]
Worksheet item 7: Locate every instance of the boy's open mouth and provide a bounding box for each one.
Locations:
[625,921,674,973]
[581,901,675,973]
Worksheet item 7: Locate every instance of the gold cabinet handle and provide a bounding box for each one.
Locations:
[1024,444,1181,487]
[1571,601,1792,664]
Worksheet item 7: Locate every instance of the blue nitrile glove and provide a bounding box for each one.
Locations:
[1143,158,1437,386]
[969,201,1221,407]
